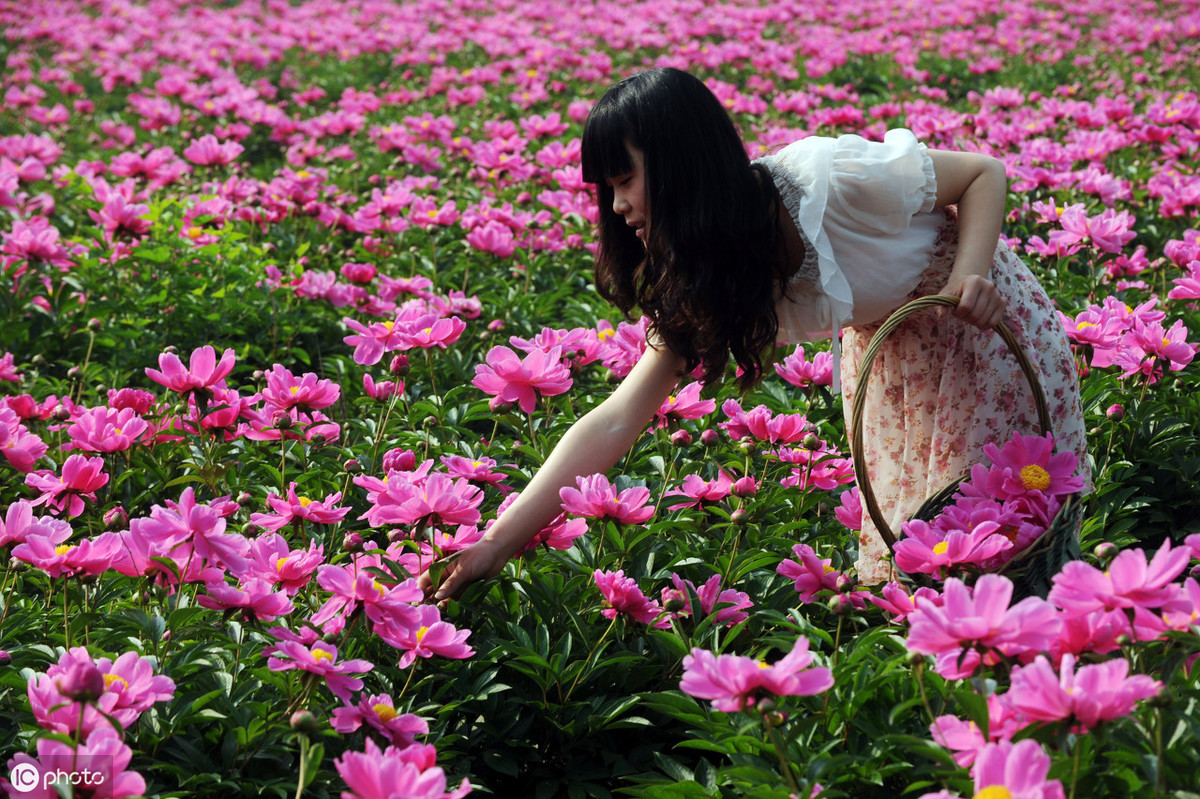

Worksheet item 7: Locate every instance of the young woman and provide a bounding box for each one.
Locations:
[424,67,1088,601]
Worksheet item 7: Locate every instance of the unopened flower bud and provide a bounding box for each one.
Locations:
[342,532,364,552]
[67,365,82,380]
[906,649,926,666]
[1115,634,1133,647]
[699,429,720,447]
[757,698,777,713]
[488,396,511,413]
[801,433,822,450]
[57,661,105,702]
[290,710,320,735]
[252,370,265,381]
[730,508,749,526]
[731,476,757,497]
[1093,542,1118,564]
[274,413,293,430]
[86,317,102,332]
[487,319,505,332]
[422,415,437,429]
[835,573,856,593]
[389,354,410,376]
[670,429,692,447]
[0,650,11,666]
[1106,403,1124,420]
[1147,686,1173,708]
[103,506,129,530]
[764,710,787,727]
[51,405,70,422]
[343,458,362,474]
[31,354,45,366]
[737,437,757,456]
[827,594,853,615]
[663,596,687,613]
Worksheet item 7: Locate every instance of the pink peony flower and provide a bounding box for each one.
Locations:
[375,603,475,668]
[1049,539,1190,617]
[12,530,121,578]
[594,569,668,627]
[967,739,1064,799]
[249,482,350,532]
[145,345,236,396]
[361,471,484,530]
[334,737,471,799]
[680,636,833,712]
[267,640,373,702]
[774,345,834,388]
[182,134,244,166]
[907,575,1061,678]
[893,518,1013,577]
[719,399,810,444]
[654,381,716,427]
[662,573,753,627]
[0,407,48,472]
[777,542,844,604]
[0,499,71,548]
[1007,653,1161,731]
[3,726,146,798]
[560,473,654,524]
[664,471,734,510]
[331,693,429,747]
[240,533,324,593]
[197,570,295,621]
[24,454,109,517]
[472,345,572,413]
[966,432,1082,502]
[261,364,341,411]
[65,405,148,452]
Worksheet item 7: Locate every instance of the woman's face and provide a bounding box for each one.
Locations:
[607,142,647,241]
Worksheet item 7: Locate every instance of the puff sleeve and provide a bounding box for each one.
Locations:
[827,129,938,235]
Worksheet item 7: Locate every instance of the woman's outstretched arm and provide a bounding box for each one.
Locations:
[928,149,1009,330]
[422,339,686,602]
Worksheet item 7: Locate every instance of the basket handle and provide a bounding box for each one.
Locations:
[848,294,1052,551]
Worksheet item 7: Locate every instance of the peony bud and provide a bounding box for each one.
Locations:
[1106,403,1124,420]
[699,428,720,447]
[670,429,692,447]
[730,508,749,526]
[57,661,105,702]
[290,710,320,735]
[103,506,129,530]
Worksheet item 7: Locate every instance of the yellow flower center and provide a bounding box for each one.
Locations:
[822,564,835,574]
[186,226,204,240]
[1162,337,1172,349]
[297,496,312,507]
[416,625,430,643]
[1077,322,1097,330]
[289,386,300,395]
[372,703,398,722]
[55,544,72,556]
[933,541,949,555]
[1019,464,1052,491]
[974,787,1013,799]
[667,395,676,405]
[113,427,123,435]
[275,557,290,572]
[311,648,334,664]
[757,661,769,669]
[373,579,386,597]
[296,170,311,179]
[597,329,614,340]
[383,321,394,331]
[471,460,482,468]
[104,674,128,691]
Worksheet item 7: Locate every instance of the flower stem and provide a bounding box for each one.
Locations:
[763,714,801,794]
[294,734,309,799]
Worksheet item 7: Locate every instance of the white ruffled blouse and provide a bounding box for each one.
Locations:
[756,128,941,389]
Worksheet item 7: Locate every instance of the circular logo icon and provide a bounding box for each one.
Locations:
[8,763,40,793]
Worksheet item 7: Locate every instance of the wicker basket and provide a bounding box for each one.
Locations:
[849,294,1082,600]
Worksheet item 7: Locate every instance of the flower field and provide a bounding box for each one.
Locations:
[2,0,1200,796]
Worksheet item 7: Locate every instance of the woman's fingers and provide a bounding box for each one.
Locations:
[950,276,1006,330]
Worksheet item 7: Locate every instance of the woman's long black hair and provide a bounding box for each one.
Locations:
[581,67,791,390]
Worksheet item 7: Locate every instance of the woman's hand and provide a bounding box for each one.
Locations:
[420,538,510,605]
[941,273,1006,330]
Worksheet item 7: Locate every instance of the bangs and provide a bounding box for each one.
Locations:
[581,104,635,184]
